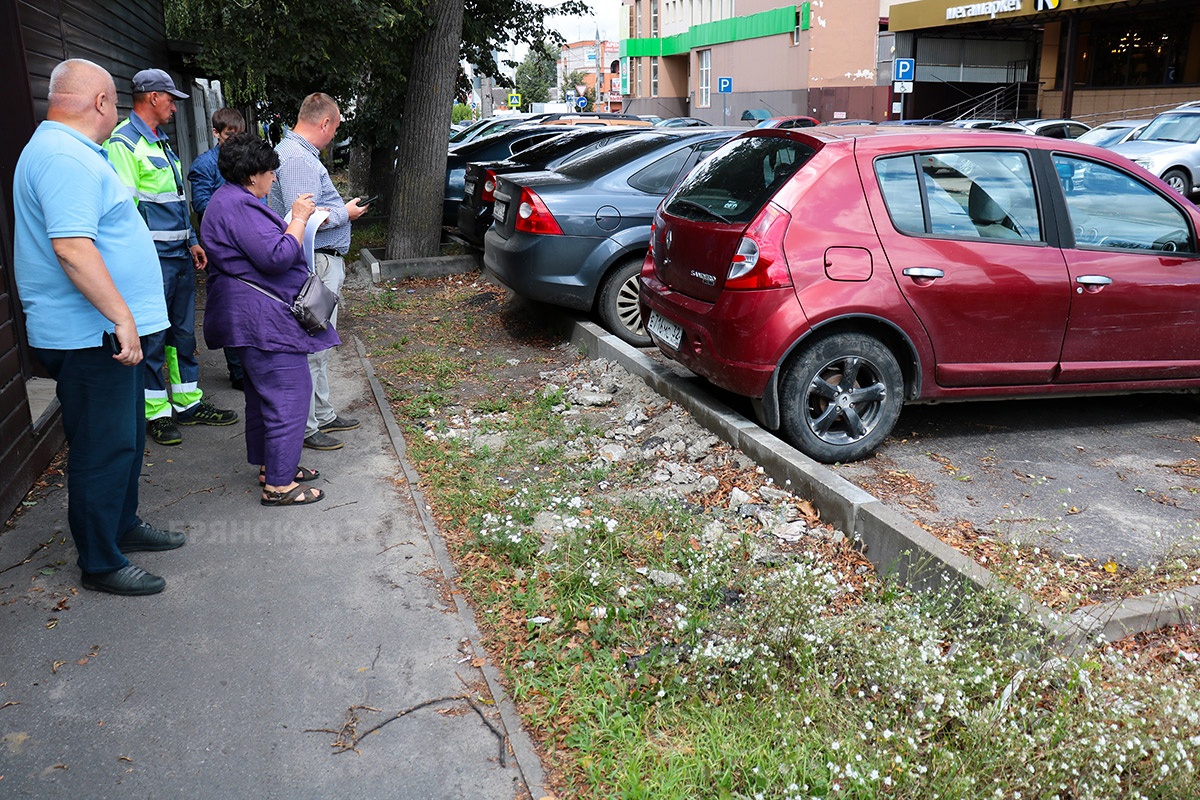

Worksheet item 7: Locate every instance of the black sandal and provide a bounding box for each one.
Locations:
[261,483,324,507]
[258,466,320,485]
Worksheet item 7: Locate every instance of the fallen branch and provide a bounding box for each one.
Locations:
[309,691,509,763]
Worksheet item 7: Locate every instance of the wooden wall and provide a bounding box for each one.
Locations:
[0,0,173,520]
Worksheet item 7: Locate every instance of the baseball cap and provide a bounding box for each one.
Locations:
[131,68,189,99]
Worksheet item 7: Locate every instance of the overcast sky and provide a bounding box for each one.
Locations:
[543,0,621,43]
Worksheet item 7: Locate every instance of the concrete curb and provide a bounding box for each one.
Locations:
[354,336,548,798]
[361,247,480,283]
[568,317,1199,653]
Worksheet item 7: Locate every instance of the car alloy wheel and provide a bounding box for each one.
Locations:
[598,257,650,347]
[779,333,904,463]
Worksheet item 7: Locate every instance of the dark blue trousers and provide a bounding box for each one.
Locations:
[142,255,201,417]
[35,341,145,574]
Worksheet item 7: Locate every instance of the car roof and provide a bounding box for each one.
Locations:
[734,125,1109,154]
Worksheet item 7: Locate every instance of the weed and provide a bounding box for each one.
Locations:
[343,275,1200,800]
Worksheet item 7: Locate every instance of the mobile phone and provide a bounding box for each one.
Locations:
[358,194,379,206]
[102,330,121,355]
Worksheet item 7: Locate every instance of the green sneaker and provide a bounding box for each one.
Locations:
[177,400,238,426]
[147,417,182,446]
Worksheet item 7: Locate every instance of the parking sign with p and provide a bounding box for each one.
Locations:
[893,59,915,83]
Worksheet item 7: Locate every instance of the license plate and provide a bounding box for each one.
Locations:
[493,200,508,223]
[646,311,683,350]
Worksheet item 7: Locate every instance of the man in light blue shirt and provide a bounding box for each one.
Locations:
[13,58,186,596]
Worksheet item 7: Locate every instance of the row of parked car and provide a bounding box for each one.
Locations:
[442,106,1200,464]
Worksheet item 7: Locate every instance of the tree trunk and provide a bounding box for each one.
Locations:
[385,0,465,260]
[348,140,371,198]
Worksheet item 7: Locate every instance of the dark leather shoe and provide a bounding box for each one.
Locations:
[319,415,360,432]
[303,431,344,450]
[81,564,165,596]
[118,521,186,553]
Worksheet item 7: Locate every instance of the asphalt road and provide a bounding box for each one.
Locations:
[828,393,1200,568]
[652,350,1200,568]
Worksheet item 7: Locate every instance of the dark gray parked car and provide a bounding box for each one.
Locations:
[442,126,567,225]
[483,128,738,345]
[457,126,649,247]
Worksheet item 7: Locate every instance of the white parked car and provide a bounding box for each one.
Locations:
[989,118,1092,139]
[1075,118,1150,148]
[1110,104,1200,194]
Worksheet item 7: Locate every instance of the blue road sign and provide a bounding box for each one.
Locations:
[576,95,588,110]
[893,58,915,83]
[717,76,733,94]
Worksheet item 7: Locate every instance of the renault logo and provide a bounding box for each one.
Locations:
[665,230,673,248]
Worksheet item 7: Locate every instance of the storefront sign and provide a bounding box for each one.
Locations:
[945,0,1022,21]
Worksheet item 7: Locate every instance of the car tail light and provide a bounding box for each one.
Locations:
[514,187,563,235]
[482,170,498,202]
[648,222,656,258]
[725,202,793,290]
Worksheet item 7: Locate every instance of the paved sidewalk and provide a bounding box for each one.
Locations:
[0,338,539,798]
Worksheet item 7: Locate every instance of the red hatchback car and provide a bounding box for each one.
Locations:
[640,127,1200,463]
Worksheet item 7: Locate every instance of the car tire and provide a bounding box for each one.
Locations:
[778,333,904,463]
[598,257,650,347]
[1162,168,1190,195]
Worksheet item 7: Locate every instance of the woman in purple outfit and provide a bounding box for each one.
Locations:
[200,132,338,506]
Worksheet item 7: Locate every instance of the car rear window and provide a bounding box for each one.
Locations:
[661,135,815,224]
[555,133,679,180]
[509,129,633,166]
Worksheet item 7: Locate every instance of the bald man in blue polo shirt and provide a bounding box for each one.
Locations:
[13,58,187,596]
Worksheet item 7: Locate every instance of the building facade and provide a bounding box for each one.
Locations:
[887,0,1200,123]
[619,0,892,124]
[558,40,624,113]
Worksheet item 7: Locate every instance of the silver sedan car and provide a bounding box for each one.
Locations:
[1110,104,1200,195]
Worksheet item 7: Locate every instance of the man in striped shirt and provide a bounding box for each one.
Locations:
[268,93,369,451]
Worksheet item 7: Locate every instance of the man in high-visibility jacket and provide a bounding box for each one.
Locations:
[105,68,236,446]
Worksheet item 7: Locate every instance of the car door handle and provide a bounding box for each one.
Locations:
[1075,275,1112,286]
[902,267,944,279]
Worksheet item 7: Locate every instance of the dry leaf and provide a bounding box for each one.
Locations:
[1104,561,1119,573]
[470,657,486,668]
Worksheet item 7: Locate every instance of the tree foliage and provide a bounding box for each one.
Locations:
[164,0,593,257]
[514,42,560,110]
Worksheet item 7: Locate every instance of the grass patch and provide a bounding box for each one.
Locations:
[343,276,1200,799]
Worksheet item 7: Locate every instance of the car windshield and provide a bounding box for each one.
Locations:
[1139,112,1200,144]
[1076,125,1136,147]
[663,135,816,224]
[555,133,679,180]
[449,120,486,143]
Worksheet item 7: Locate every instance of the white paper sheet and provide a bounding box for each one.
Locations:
[284,208,331,271]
